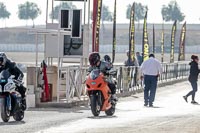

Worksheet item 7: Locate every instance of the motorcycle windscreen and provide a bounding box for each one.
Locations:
[90,69,100,80]
[0,70,11,83]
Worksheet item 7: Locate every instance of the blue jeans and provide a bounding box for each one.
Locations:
[144,75,158,105]
[186,81,198,101]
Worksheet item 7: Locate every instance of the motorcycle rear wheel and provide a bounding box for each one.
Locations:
[0,98,10,122]
[105,106,115,116]
[90,95,100,116]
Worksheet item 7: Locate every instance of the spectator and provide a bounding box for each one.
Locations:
[136,52,143,66]
[124,50,138,66]
[124,50,139,88]
[140,54,162,107]
[183,55,200,104]
[141,52,144,61]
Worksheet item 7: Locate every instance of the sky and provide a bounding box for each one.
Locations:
[0,0,200,27]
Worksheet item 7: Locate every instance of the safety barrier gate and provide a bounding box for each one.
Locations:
[57,63,190,102]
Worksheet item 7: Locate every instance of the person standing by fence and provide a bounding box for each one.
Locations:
[140,54,162,107]
[124,50,139,88]
[183,55,200,104]
[136,52,143,66]
[124,50,138,66]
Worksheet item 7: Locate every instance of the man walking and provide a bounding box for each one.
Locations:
[140,54,162,107]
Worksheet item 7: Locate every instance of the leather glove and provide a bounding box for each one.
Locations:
[17,74,23,83]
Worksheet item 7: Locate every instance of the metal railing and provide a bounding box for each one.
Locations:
[60,63,190,101]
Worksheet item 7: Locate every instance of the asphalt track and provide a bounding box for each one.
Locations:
[1,81,199,133]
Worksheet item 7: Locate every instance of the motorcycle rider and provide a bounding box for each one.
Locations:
[88,52,117,100]
[103,55,111,62]
[0,53,26,110]
[103,55,113,67]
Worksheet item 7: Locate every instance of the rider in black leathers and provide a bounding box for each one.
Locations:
[0,53,26,110]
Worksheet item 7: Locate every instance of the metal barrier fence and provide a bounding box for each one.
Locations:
[62,63,190,101]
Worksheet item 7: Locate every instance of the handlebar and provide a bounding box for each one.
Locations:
[13,79,23,86]
[108,70,117,75]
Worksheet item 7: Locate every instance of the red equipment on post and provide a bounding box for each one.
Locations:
[40,60,50,102]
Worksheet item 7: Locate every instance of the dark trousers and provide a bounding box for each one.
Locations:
[17,85,27,98]
[186,81,198,101]
[108,83,116,94]
[144,75,158,105]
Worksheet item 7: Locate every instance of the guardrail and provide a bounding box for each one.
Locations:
[61,63,189,102]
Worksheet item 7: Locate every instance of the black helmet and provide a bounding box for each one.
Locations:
[89,52,100,66]
[0,57,3,62]
[104,55,111,62]
[191,55,198,60]
[0,53,7,66]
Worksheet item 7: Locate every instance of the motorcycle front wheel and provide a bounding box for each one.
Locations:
[13,111,24,121]
[0,98,10,122]
[90,95,101,116]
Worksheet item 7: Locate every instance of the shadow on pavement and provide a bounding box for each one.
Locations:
[147,106,162,108]
[132,96,140,98]
[0,121,25,126]
[116,109,139,112]
[191,103,200,106]
[27,105,90,113]
[87,115,117,119]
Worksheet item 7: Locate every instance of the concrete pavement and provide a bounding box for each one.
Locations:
[1,80,200,133]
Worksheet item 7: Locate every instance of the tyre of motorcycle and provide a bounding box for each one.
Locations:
[13,97,25,121]
[0,97,10,122]
[90,95,101,116]
[13,110,24,121]
[105,103,115,116]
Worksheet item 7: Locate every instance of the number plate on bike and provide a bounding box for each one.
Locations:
[0,79,6,83]
[91,82,96,85]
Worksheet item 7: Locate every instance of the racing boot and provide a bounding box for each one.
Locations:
[21,97,27,111]
[111,94,118,102]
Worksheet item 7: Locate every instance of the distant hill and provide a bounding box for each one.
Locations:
[0,26,45,44]
[0,24,199,46]
[95,23,200,46]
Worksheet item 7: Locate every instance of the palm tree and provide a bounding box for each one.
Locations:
[18,1,41,27]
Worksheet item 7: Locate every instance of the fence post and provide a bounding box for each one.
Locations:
[181,64,184,78]
[66,67,70,101]
[176,63,178,79]
[165,64,168,81]
[117,66,122,93]
[123,67,129,92]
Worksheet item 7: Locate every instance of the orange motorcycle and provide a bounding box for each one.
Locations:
[86,69,116,116]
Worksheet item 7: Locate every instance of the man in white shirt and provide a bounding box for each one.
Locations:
[140,54,162,107]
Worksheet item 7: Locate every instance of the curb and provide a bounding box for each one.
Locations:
[37,100,89,108]
[158,78,187,88]
[35,78,187,108]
